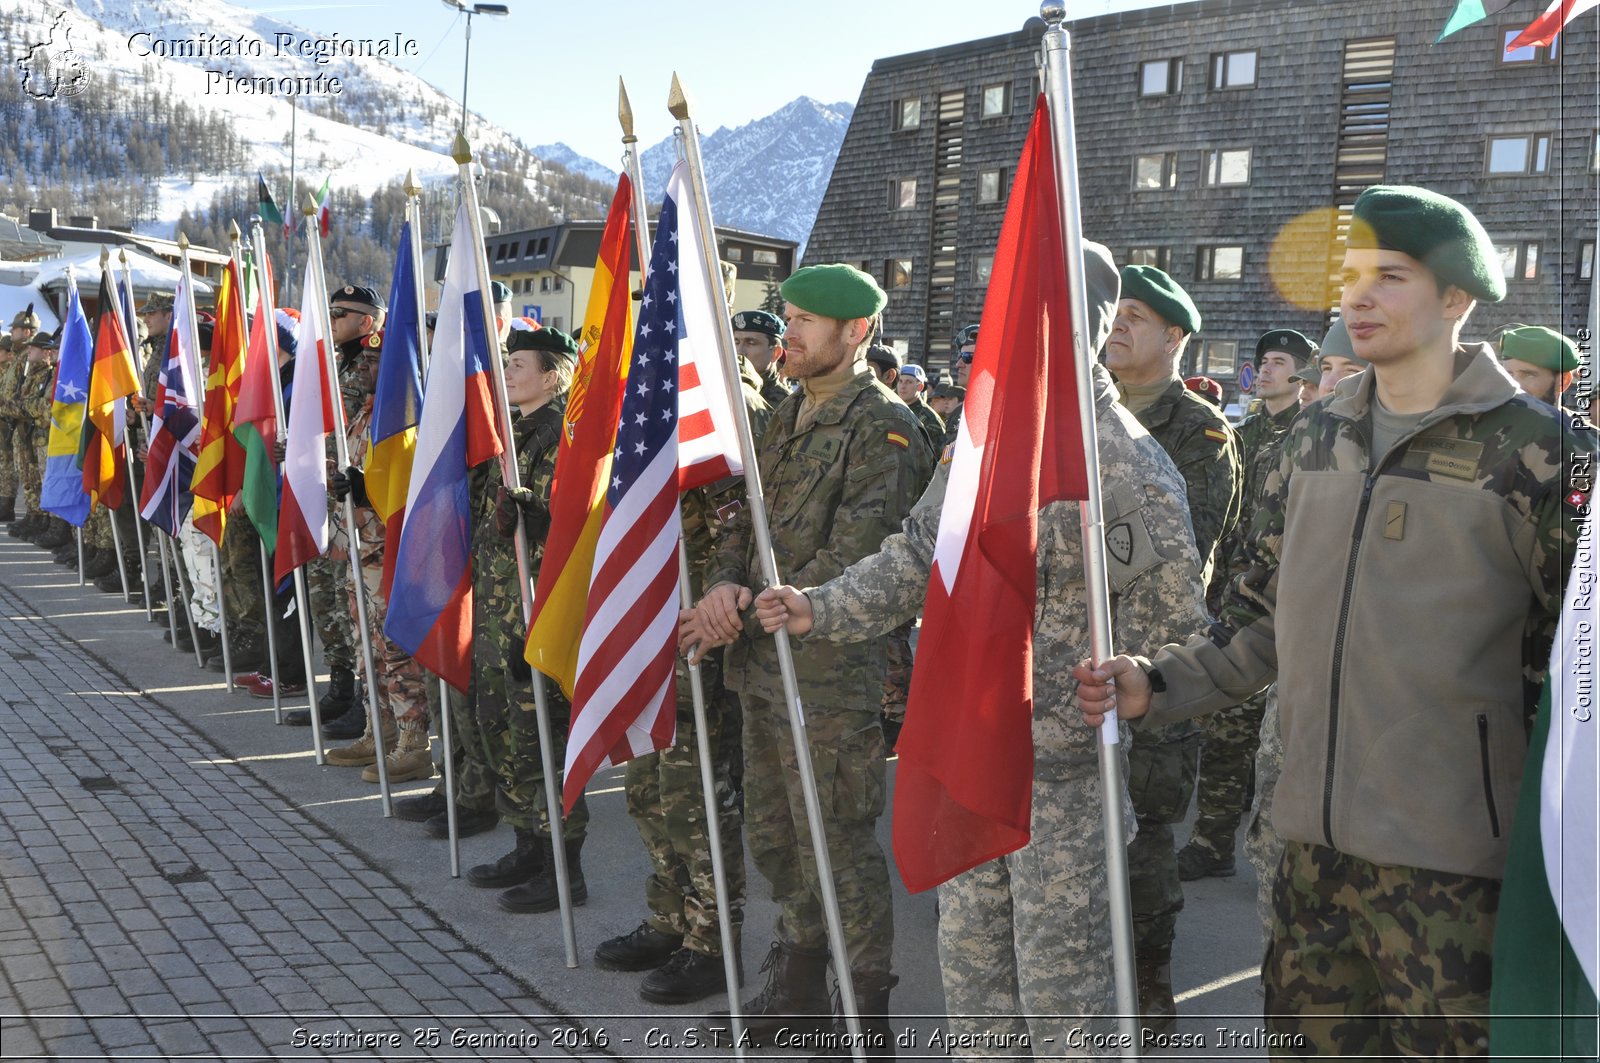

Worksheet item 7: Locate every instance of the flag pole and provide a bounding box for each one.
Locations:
[75,526,85,586]
[403,169,462,877]
[116,249,164,624]
[304,197,393,814]
[252,219,327,761]
[167,239,212,672]
[622,77,745,1047]
[1039,4,1139,1047]
[99,251,135,606]
[453,134,580,965]
[669,73,865,1057]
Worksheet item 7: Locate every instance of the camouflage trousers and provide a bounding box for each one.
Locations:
[1264,841,1496,1058]
[425,679,496,814]
[1127,720,1201,951]
[1244,686,1283,929]
[306,552,356,674]
[742,694,892,978]
[16,427,39,512]
[0,422,15,499]
[480,666,587,839]
[219,517,265,643]
[176,516,221,634]
[1189,687,1269,858]
[881,619,913,726]
[937,766,1122,1057]
[624,650,745,957]
[86,506,112,552]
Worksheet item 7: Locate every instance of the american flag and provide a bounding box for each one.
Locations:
[562,186,693,810]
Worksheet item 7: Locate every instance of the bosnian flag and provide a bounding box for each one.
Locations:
[384,202,503,690]
[274,256,336,583]
[138,270,203,535]
[892,97,1089,893]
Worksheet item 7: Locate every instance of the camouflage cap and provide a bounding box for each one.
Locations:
[1320,319,1369,368]
[10,302,39,330]
[1497,325,1579,372]
[1289,363,1321,385]
[1120,265,1201,334]
[138,292,175,314]
[731,309,784,339]
[1347,184,1504,303]
[931,382,966,399]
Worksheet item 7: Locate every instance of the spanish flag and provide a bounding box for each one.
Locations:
[524,174,635,696]
[81,268,141,511]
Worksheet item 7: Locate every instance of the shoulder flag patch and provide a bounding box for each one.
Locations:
[1204,427,1229,444]
[1568,489,1589,510]
[886,430,910,450]
[940,441,955,465]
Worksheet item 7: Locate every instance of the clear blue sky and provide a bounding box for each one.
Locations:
[235,0,1187,165]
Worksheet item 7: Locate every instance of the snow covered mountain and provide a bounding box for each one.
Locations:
[546,97,855,251]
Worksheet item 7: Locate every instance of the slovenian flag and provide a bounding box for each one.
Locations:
[39,271,92,526]
[384,202,503,690]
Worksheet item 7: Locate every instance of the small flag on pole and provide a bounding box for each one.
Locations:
[137,270,202,535]
[40,273,92,526]
[274,256,334,582]
[366,220,424,599]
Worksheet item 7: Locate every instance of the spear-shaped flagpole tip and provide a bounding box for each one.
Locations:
[1039,0,1067,24]
[451,134,472,166]
[619,77,636,140]
[179,232,190,251]
[228,219,241,240]
[303,194,318,217]
[667,72,690,120]
[403,168,422,196]
[100,246,110,268]
[118,248,128,266]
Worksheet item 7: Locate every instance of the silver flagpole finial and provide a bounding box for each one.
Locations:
[1040,0,1067,25]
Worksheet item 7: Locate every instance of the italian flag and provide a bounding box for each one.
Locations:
[1490,499,1598,1058]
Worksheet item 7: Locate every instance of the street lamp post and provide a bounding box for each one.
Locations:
[440,0,509,134]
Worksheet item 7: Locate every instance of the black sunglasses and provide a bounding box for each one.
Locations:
[328,307,356,320]
[957,351,974,364]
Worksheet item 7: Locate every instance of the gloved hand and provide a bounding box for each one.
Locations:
[330,465,367,506]
[494,485,535,540]
[507,646,532,683]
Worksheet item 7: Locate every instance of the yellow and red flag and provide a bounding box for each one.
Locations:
[524,174,635,696]
[191,256,250,544]
[81,267,142,510]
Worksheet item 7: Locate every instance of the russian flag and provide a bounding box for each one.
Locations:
[366,219,424,600]
[384,202,503,691]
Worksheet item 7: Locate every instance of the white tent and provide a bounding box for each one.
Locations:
[0,278,61,334]
[33,247,214,305]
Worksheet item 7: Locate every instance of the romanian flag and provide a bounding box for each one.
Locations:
[192,256,250,545]
[235,249,281,550]
[39,271,91,526]
[524,173,635,696]
[385,203,502,690]
[366,219,424,599]
[81,267,141,511]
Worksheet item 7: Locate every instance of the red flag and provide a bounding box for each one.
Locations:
[192,257,249,544]
[1507,0,1596,49]
[892,96,1088,893]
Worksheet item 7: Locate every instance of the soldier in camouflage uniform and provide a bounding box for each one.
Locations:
[0,333,21,522]
[594,352,771,1003]
[16,332,58,542]
[730,309,793,408]
[758,242,1207,1056]
[462,328,588,914]
[1076,185,1594,1057]
[323,285,433,783]
[1177,328,1313,884]
[684,264,932,1050]
[892,364,945,453]
[1103,264,1241,1030]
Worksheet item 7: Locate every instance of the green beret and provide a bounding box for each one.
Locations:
[1119,265,1201,334]
[509,326,577,360]
[491,280,513,305]
[731,310,784,339]
[1498,325,1579,372]
[1348,185,1504,303]
[779,263,886,321]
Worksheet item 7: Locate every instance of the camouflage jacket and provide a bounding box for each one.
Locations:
[906,395,946,458]
[681,357,772,598]
[1219,399,1300,585]
[1141,344,1595,879]
[1125,377,1241,590]
[22,360,55,434]
[758,360,792,410]
[805,363,1206,779]
[336,332,384,465]
[473,403,561,664]
[706,366,934,705]
[0,356,24,423]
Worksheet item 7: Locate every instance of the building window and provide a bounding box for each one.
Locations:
[1202,148,1251,187]
[525,239,538,257]
[1496,240,1541,280]
[893,177,917,210]
[1196,245,1244,281]
[976,255,994,285]
[980,83,1010,118]
[1134,152,1179,191]
[1486,133,1551,174]
[550,276,563,292]
[752,248,779,265]
[537,237,550,255]
[539,276,550,293]
[978,169,1005,204]
[886,259,912,289]
[1128,246,1172,272]
[1210,50,1257,89]
[1579,241,1595,281]
[1501,28,1559,63]
[723,246,743,262]
[1140,58,1182,96]
[893,97,922,130]
[1199,340,1238,375]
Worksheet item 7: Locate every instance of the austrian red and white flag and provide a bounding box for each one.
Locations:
[892,96,1090,893]
[274,257,335,582]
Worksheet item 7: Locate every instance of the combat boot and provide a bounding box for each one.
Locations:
[423,804,498,839]
[808,973,899,1061]
[1175,840,1235,881]
[325,722,397,767]
[362,726,433,783]
[467,827,544,889]
[1136,945,1178,1035]
[640,944,742,1006]
[594,922,683,972]
[322,680,370,740]
[9,512,40,538]
[0,495,13,522]
[36,519,71,549]
[297,667,358,730]
[498,836,587,913]
[53,541,79,566]
[712,942,832,1044]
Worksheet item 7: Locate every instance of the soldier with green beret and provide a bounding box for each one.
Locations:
[1104,263,1241,1030]
[731,309,793,408]
[1496,324,1580,406]
[683,261,931,1050]
[1076,184,1596,1057]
